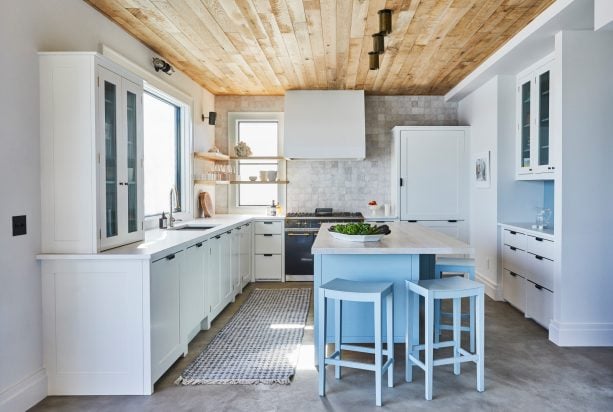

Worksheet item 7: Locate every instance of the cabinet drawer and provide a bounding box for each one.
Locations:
[525,253,554,291]
[254,234,282,254]
[526,235,554,260]
[254,254,282,280]
[502,269,526,312]
[525,280,553,329]
[502,244,527,274]
[503,229,526,250]
[254,221,283,235]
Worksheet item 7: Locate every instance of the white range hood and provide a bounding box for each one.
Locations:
[284,90,365,160]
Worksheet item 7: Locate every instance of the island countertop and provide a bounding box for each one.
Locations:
[312,222,473,255]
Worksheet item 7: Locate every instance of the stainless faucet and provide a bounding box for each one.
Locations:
[169,187,180,227]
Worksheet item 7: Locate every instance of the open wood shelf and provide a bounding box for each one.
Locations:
[194,179,229,185]
[194,180,288,185]
[194,151,230,161]
[229,156,286,160]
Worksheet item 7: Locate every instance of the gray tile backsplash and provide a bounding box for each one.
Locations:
[213,95,458,213]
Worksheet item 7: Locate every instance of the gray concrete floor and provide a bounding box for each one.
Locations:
[31,282,613,412]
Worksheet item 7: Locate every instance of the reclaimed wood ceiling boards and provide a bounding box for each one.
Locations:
[85,0,555,95]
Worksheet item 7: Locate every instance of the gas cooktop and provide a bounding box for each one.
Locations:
[286,208,363,219]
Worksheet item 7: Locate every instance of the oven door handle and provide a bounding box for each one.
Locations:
[286,232,313,236]
[300,258,314,262]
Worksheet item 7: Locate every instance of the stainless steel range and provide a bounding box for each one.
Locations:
[285,208,364,281]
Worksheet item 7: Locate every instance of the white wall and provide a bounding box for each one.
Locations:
[458,76,544,299]
[550,30,613,346]
[0,1,214,410]
[595,0,613,31]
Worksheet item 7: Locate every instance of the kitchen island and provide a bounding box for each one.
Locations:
[312,222,473,355]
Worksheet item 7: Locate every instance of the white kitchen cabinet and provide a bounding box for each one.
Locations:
[181,241,206,347]
[391,126,469,243]
[150,251,183,384]
[207,235,222,319]
[239,223,253,289]
[220,231,234,302]
[516,54,555,180]
[40,52,144,253]
[501,225,555,329]
[231,228,241,295]
[253,219,284,281]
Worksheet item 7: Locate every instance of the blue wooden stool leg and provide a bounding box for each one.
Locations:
[468,266,476,353]
[405,285,412,382]
[425,294,434,401]
[374,297,382,407]
[386,292,394,388]
[318,291,327,397]
[434,267,441,343]
[334,299,342,379]
[453,297,461,375]
[476,292,485,392]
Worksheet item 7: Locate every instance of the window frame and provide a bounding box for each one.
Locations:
[142,84,193,228]
[227,112,286,214]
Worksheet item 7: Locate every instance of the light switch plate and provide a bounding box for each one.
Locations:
[12,215,26,236]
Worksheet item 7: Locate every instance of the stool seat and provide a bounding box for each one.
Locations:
[320,279,393,300]
[410,277,483,297]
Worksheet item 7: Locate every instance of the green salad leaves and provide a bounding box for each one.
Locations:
[329,223,391,236]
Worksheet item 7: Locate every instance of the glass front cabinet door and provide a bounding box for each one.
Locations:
[516,56,554,180]
[97,66,144,250]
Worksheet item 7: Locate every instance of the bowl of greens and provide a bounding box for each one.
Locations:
[328,223,391,242]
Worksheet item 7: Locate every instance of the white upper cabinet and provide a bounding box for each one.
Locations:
[516,55,555,180]
[40,52,144,253]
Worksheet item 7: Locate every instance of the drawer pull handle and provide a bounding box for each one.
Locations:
[535,237,543,242]
[263,222,273,225]
[214,235,221,239]
[534,284,543,290]
[263,254,273,257]
[166,254,175,261]
[263,234,273,237]
[535,255,544,260]
[408,220,417,223]
[509,231,517,235]
[236,227,242,230]
[245,223,250,227]
[196,242,203,248]
[447,220,458,223]
[510,246,517,251]
[227,230,232,234]
[509,271,518,278]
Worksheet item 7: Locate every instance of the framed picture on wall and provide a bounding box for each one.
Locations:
[474,151,490,188]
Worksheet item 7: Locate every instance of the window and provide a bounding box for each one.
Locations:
[228,112,285,212]
[143,90,184,216]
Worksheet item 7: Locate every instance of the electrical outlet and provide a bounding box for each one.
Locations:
[12,215,27,236]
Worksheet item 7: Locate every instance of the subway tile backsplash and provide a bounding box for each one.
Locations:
[214,95,458,213]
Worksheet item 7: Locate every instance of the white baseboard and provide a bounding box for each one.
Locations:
[549,320,613,346]
[0,369,47,412]
[475,271,503,301]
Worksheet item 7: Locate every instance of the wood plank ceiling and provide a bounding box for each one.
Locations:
[85,0,555,95]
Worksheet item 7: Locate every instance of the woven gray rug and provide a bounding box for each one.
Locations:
[176,288,311,385]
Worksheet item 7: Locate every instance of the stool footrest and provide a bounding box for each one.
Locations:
[325,352,394,373]
[441,312,470,319]
[408,354,425,370]
[339,344,393,357]
[439,324,471,332]
[411,341,455,351]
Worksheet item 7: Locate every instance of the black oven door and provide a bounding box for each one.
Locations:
[285,231,316,276]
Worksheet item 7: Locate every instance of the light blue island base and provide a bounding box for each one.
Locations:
[314,253,434,346]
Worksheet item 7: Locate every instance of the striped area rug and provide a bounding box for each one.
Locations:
[176,288,311,385]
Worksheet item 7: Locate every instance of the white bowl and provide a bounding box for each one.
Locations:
[249,176,257,181]
[329,231,384,242]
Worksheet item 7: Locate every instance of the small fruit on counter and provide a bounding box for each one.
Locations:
[368,200,377,206]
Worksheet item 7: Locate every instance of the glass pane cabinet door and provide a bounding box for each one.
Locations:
[538,70,550,166]
[104,80,119,238]
[126,90,138,233]
[520,81,531,169]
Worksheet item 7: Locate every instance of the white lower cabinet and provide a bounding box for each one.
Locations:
[181,241,206,348]
[207,235,222,318]
[220,231,234,303]
[254,254,283,280]
[231,228,241,294]
[150,252,183,384]
[254,219,284,281]
[239,223,253,288]
[501,226,554,330]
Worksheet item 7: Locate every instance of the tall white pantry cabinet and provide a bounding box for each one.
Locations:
[40,52,144,253]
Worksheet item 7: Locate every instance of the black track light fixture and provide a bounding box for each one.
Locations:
[369,51,380,70]
[372,33,385,54]
[378,9,392,35]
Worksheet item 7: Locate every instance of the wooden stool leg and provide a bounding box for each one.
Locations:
[470,296,476,353]
[374,297,382,407]
[334,299,342,379]
[386,292,394,388]
[425,294,434,401]
[453,297,461,376]
[476,292,485,392]
[318,291,327,397]
[434,268,441,343]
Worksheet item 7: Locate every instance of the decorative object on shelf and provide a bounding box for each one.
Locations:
[328,223,391,242]
[201,111,216,125]
[368,200,380,215]
[369,9,392,70]
[194,151,230,162]
[534,207,552,230]
[152,57,174,75]
[266,170,278,182]
[379,9,392,34]
[208,146,221,154]
[199,192,213,218]
[234,141,253,157]
[249,176,257,181]
[259,170,268,182]
[474,151,491,188]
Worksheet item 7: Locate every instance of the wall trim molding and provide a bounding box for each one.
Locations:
[0,369,47,411]
[549,320,613,347]
[475,271,503,301]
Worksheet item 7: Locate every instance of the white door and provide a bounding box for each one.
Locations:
[399,129,466,220]
[516,73,533,175]
[240,224,252,287]
[181,242,206,345]
[150,251,182,383]
[220,232,233,303]
[533,62,553,174]
[231,228,241,293]
[207,236,221,317]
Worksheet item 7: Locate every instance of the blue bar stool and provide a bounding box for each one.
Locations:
[318,278,394,407]
[405,277,485,400]
[434,257,476,352]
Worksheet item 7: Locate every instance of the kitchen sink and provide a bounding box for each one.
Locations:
[173,225,217,230]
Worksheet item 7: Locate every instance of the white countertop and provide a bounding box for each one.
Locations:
[37,214,284,262]
[499,222,554,240]
[312,222,473,255]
